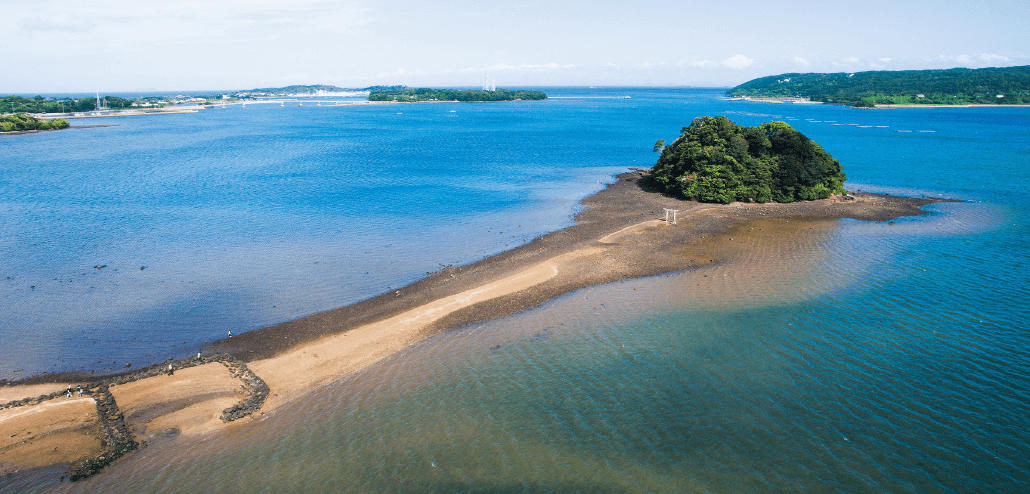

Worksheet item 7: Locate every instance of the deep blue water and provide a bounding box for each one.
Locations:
[2,88,1028,492]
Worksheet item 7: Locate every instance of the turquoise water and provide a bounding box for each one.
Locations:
[3,89,1029,492]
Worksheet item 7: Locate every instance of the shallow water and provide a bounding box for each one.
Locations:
[3,89,1029,492]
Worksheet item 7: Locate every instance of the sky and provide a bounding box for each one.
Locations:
[3,0,1028,93]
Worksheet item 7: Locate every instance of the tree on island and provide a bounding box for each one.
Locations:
[0,113,70,132]
[647,116,846,204]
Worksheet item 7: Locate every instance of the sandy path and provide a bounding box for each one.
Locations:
[598,219,664,243]
[251,248,603,410]
[0,384,72,405]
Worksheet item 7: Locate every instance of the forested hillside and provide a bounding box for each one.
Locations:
[247,85,352,94]
[647,116,845,204]
[727,66,1030,106]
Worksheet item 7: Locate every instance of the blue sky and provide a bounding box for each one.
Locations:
[3,0,1028,92]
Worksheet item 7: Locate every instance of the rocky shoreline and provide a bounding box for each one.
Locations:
[1,353,268,481]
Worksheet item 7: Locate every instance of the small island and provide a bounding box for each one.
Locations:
[0,113,70,133]
[728,65,1030,107]
[368,88,547,102]
[646,116,846,204]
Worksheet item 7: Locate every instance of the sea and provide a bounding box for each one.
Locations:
[1,88,1028,492]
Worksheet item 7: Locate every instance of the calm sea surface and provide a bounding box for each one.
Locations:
[2,88,1028,492]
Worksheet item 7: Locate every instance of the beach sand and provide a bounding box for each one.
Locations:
[0,171,947,479]
[0,397,102,476]
[109,363,245,439]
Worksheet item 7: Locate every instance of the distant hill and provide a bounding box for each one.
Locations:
[727,66,1030,106]
[368,88,547,102]
[245,85,359,95]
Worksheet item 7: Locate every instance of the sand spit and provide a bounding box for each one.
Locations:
[0,171,949,480]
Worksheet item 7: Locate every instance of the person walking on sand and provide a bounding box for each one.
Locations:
[76,386,82,397]
[228,330,233,338]
[168,363,174,376]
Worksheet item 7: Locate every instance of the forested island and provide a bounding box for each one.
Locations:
[0,113,70,132]
[248,84,348,94]
[368,88,547,102]
[728,65,1030,106]
[646,116,846,204]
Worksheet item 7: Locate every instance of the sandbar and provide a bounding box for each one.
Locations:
[0,170,949,479]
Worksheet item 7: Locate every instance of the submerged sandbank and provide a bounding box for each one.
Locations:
[0,171,949,479]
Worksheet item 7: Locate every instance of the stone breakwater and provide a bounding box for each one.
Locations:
[68,384,137,481]
[218,357,270,422]
[0,352,269,481]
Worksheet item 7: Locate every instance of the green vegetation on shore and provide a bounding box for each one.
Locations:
[728,65,1030,106]
[368,88,547,102]
[1,113,70,132]
[646,116,845,204]
[2,95,140,113]
[3,95,94,113]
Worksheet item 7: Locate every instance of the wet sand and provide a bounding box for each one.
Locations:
[0,171,949,478]
[0,397,102,476]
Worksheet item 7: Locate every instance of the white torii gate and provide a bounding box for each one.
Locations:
[663,208,680,225]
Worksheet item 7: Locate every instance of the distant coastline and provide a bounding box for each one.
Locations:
[1,92,549,125]
[728,95,1030,109]
[728,65,1030,108]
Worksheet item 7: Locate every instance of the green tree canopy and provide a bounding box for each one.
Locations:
[727,65,1030,106]
[648,116,845,204]
[0,113,70,132]
[2,95,96,113]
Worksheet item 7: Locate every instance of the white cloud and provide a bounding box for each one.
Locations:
[793,57,810,66]
[978,53,1010,63]
[376,62,574,81]
[932,53,1013,67]
[721,54,753,69]
[832,56,863,67]
[14,0,376,40]
[878,58,891,63]
[486,63,572,72]
[599,60,719,71]
[19,14,95,33]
